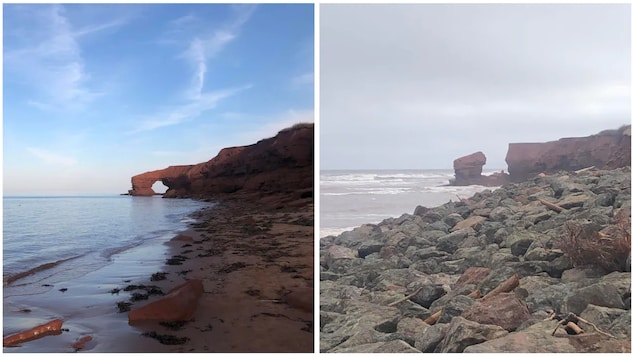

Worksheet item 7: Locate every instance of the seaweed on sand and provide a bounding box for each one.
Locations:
[141,331,189,345]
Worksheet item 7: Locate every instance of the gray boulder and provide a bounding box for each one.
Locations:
[436,316,508,353]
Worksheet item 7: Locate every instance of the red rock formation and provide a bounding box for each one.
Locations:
[129,165,193,196]
[128,123,314,198]
[454,152,486,183]
[451,151,510,186]
[128,279,204,323]
[506,125,631,181]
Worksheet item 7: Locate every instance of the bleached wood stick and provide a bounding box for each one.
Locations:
[538,198,566,213]
[388,287,423,307]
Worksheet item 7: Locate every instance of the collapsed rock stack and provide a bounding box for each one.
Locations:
[320,167,631,353]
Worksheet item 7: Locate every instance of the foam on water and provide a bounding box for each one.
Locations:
[320,169,500,237]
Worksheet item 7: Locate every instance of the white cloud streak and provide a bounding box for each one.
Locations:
[180,5,256,100]
[126,85,253,134]
[128,5,258,135]
[4,5,125,111]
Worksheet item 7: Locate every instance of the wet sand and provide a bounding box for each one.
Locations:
[3,191,314,352]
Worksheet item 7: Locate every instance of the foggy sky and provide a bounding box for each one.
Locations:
[320,4,630,170]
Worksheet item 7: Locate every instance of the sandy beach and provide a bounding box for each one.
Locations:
[3,191,314,352]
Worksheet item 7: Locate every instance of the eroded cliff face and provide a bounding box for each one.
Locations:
[128,123,314,198]
[129,165,194,196]
[505,125,631,181]
[449,125,630,186]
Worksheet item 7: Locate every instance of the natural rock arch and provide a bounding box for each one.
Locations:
[128,165,193,196]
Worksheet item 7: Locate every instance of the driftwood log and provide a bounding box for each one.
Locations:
[422,274,517,325]
[480,273,519,301]
[574,166,595,174]
[538,198,566,213]
[387,287,423,307]
[3,319,63,346]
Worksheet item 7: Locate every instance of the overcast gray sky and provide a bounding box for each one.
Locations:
[320,4,630,170]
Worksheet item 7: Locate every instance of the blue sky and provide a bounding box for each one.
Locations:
[3,4,314,195]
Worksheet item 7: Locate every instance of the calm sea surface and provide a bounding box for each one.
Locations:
[320,169,501,237]
[3,196,212,296]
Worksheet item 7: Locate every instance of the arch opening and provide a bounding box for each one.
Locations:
[152,181,169,195]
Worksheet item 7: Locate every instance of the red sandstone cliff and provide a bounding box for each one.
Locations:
[450,125,631,185]
[128,123,314,198]
[505,125,631,181]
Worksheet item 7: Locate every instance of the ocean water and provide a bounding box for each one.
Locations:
[320,169,502,237]
[3,196,212,297]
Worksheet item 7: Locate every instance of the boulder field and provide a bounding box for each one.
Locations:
[320,167,631,353]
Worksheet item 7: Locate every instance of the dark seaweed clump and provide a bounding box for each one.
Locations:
[141,331,189,345]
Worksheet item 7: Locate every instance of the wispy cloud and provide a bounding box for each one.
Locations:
[27,147,78,166]
[180,5,257,100]
[4,5,125,111]
[126,85,252,134]
[127,5,258,135]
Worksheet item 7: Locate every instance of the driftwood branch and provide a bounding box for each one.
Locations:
[538,198,566,213]
[424,310,442,325]
[574,166,595,174]
[388,287,423,307]
[423,289,480,325]
[421,274,517,326]
[548,312,615,338]
[576,314,616,339]
[481,273,519,300]
[455,195,468,204]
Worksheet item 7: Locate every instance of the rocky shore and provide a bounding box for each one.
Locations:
[320,167,631,353]
[123,190,314,352]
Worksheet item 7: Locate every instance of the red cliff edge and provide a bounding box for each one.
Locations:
[128,123,314,199]
[450,125,631,186]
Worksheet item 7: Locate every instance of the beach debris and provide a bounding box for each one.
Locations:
[480,273,519,301]
[3,319,64,347]
[547,311,615,338]
[141,331,189,345]
[166,255,188,265]
[123,284,163,295]
[116,301,133,313]
[128,279,203,323]
[71,335,93,351]
[538,198,566,213]
[388,287,423,307]
[130,292,149,301]
[159,320,188,331]
[218,262,248,273]
[422,273,519,326]
[177,269,192,276]
[151,272,168,281]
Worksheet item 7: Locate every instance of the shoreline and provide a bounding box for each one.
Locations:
[4,191,314,352]
[319,167,631,353]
